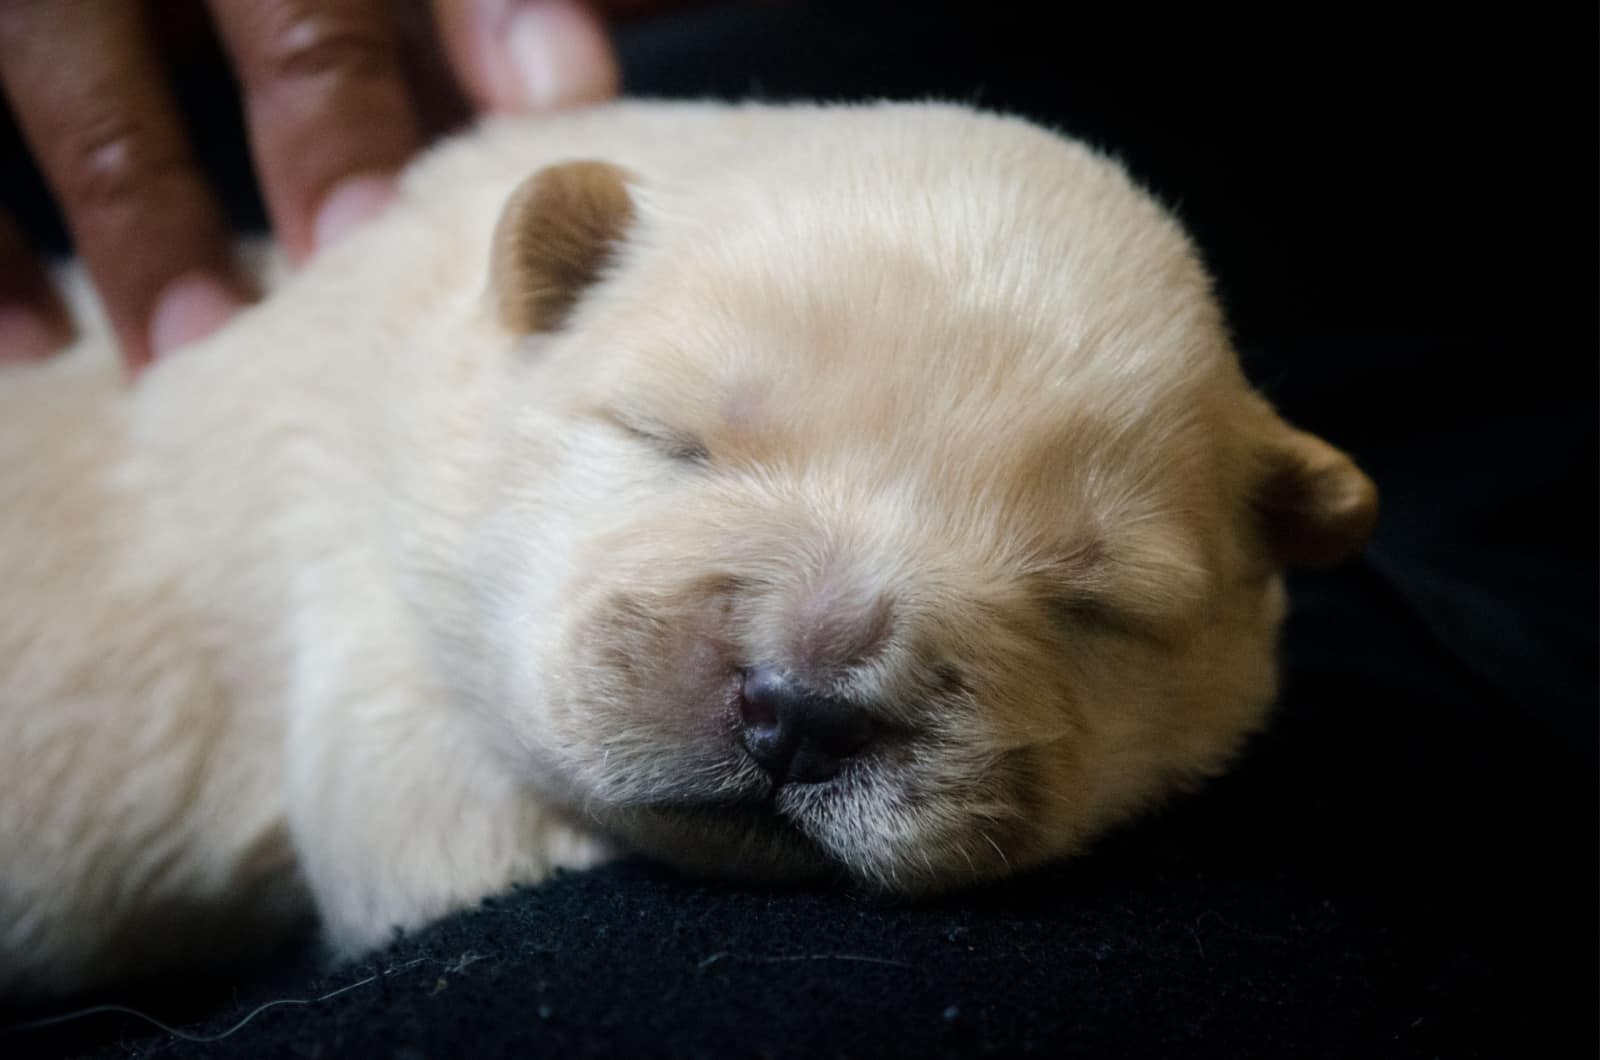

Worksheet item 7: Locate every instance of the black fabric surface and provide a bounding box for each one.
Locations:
[4,3,1594,1057]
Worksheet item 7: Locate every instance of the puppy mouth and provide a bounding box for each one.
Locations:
[631,793,839,878]
[627,670,915,858]
[614,741,1027,893]
[624,753,859,862]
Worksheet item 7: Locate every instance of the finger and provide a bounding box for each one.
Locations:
[0,0,248,369]
[388,0,474,139]
[0,211,73,363]
[433,0,619,113]
[589,1,714,14]
[208,0,421,262]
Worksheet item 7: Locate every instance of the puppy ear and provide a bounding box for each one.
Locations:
[490,159,636,334]
[1252,410,1379,568]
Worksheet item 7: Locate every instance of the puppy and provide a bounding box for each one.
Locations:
[0,101,1376,996]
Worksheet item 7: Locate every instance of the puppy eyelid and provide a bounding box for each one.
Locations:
[605,411,711,466]
[1045,592,1171,648]
[1040,582,1150,638]
[1030,543,1141,638]
[1046,593,1120,632]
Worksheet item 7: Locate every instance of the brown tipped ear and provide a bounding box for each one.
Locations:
[490,159,635,334]
[1255,421,1379,567]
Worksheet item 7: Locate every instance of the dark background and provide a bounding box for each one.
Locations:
[5,2,1595,1056]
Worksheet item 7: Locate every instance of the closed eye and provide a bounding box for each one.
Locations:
[1042,590,1175,647]
[1044,593,1127,635]
[606,411,711,466]
[1032,542,1155,642]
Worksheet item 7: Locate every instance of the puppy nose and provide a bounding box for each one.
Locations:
[738,666,876,785]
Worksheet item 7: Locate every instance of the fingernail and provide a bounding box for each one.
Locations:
[0,304,70,363]
[312,173,396,255]
[148,274,242,359]
[506,0,620,111]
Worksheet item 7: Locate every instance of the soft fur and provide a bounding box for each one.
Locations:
[0,101,1375,996]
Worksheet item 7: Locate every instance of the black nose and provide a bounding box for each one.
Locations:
[738,666,877,785]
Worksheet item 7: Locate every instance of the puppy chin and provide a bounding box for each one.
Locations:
[597,801,838,885]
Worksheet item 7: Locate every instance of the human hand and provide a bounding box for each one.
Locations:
[0,0,646,370]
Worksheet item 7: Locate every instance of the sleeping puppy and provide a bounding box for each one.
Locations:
[0,101,1376,996]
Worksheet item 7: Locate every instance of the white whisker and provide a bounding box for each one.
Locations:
[979,829,1011,871]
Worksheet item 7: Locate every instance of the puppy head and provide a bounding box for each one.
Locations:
[459,108,1375,890]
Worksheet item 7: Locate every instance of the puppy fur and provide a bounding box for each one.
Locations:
[0,102,1376,996]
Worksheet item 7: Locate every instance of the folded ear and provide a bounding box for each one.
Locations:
[1252,408,1379,568]
[489,159,636,334]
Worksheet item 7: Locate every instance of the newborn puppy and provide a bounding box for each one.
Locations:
[0,102,1376,996]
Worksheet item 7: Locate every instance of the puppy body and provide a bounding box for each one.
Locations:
[0,102,1374,995]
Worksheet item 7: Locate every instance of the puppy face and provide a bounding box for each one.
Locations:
[455,108,1375,891]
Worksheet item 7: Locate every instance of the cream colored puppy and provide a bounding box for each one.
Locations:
[0,102,1375,996]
